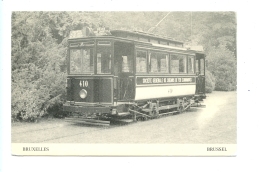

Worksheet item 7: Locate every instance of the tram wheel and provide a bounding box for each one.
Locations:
[136,117,142,121]
[178,106,184,113]
[142,117,148,121]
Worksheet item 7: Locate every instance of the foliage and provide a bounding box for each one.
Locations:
[206,47,237,91]
[205,70,216,93]
[191,12,236,54]
[11,12,67,121]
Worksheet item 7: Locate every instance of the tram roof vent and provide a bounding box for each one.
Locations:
[69,27,111,38]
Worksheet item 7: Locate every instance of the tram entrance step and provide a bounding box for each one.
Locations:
[111,119,134,123]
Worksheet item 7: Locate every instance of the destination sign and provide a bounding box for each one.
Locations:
[136,77,195,85]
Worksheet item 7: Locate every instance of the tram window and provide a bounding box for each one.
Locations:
[97,47,111,74]
[136,51,147,73]
[170,54,187,73]
[158,53,168,73]
[160,41,167,45]
[150,39,158,44]
[121,56,133,73]
[98,41,111,46]
[188,56,195,74]
[70,48,94,74]
[169,42,176,47]
[149,52,169,73]
[127,35,138,40]
[82,49,94,73]
[70,43,80,47]
[196,59,199,74]
[139,37,148,42]
[70,49,81,73]
[175,43,183,47]
[83,41,95,46]
[200,58,205,75]
[170,55,179,73]
[150,53,157,72]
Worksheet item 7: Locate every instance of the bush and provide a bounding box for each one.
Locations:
[11,40,67,121]
[11,63,67,121]
[206,47,236,91]
[205,70,215,93]
[11,12,70,121]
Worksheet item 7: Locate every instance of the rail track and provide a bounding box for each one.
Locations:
[12,109,189,143]
[12,104,207,143]
[11,91,236,144]
[34,125,113,143]
[11,120,128,143]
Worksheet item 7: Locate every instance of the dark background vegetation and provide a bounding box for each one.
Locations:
[11,12,237,121]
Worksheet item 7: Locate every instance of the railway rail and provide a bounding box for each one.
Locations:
[12,122,112,143]
[11,92,236,144]
[12,105,206,143]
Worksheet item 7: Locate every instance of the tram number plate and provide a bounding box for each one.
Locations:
[79,80,88,87]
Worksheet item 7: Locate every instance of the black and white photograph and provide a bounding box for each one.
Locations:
[9,11,237,155]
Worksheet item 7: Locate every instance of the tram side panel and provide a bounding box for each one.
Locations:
[64,77,113,113]
[134,76,196,101]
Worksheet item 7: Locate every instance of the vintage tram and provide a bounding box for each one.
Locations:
[63,28,206,126]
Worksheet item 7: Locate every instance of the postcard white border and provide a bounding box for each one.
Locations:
[2,0,260,171]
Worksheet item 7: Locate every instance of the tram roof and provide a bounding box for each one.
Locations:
[110,30,184,44]
[68,28,204,53]
[69,28,183,44]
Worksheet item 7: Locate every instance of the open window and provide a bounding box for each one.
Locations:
[200,58,205,75]
[188,56,195,74]
[195,53,205,75]
[149,52,169,73]
[97,46,112,74]
[170,54,187,73]
[136,50,147,73]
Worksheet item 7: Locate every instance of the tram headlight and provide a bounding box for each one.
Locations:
[79,89,87,99]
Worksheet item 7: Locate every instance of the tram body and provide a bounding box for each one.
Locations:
[63,29,206,125]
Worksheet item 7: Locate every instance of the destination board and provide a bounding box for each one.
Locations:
[136,76,196,85]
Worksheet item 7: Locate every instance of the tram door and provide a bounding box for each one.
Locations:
[195,53,206,95]
[114,42,135,101]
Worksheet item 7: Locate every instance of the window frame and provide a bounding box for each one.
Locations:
[169,53,187,74]
[196,58,200,74]
[96,45,112,74]
[148,51,169,74]
[187,55,195,74]
[200,58,205,75]
[135,49,148,74]
[69,47,94,75]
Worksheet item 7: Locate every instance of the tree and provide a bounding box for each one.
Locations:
[206,47,237,91]
[12,12,67,120]
[191,12,236,58]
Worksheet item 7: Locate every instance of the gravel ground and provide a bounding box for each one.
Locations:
[12,91,237,144]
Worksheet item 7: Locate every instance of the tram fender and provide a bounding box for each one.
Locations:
[63,104,111,113]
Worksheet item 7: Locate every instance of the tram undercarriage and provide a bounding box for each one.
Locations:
[64,96,205,126]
